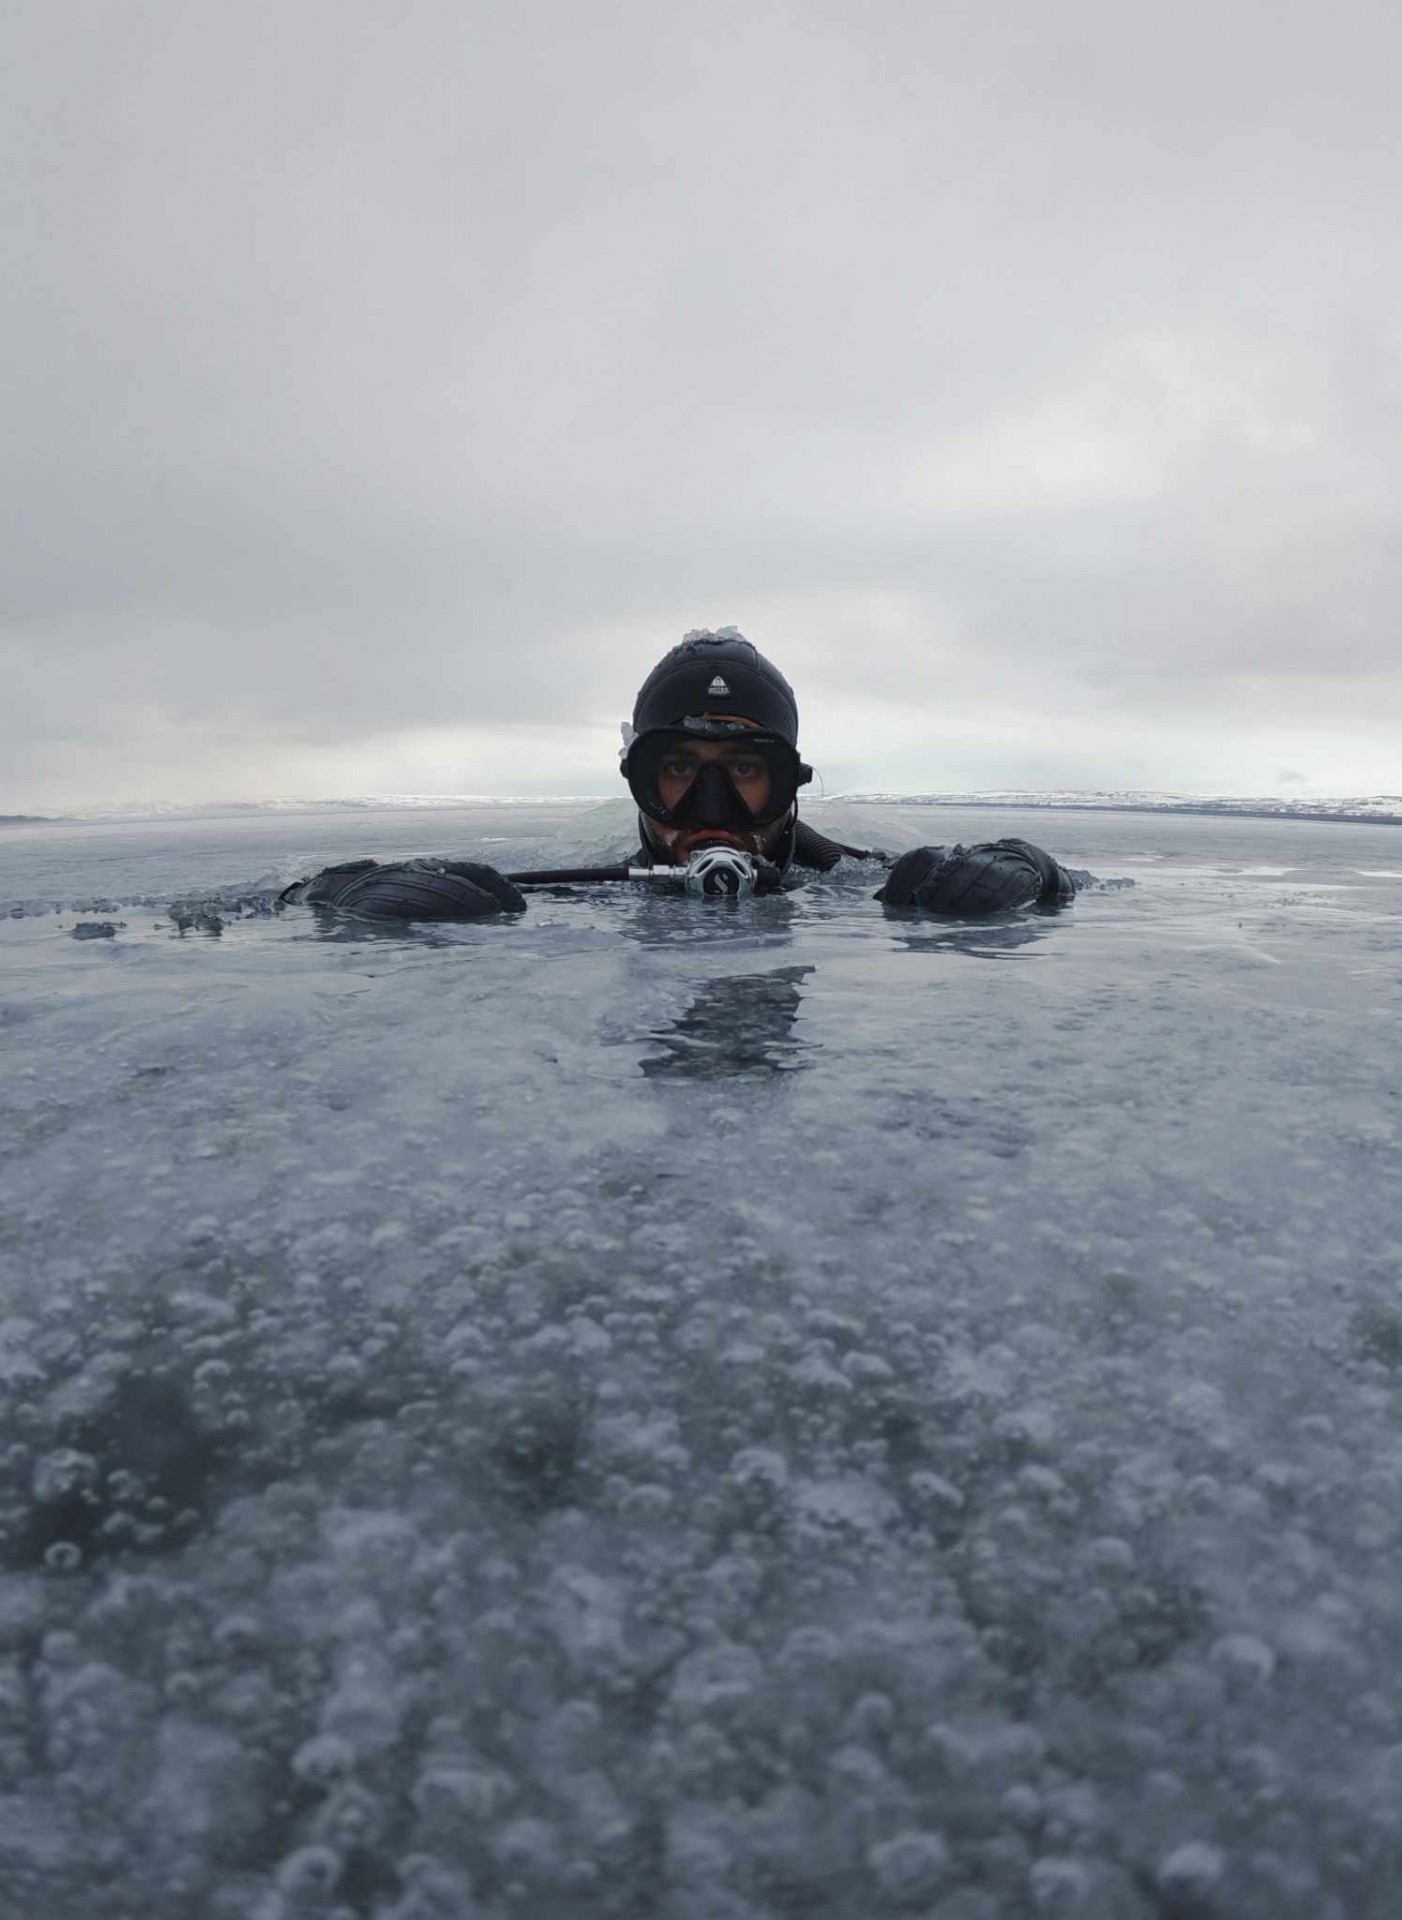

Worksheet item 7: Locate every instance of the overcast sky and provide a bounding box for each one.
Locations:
[4,0,1400,810]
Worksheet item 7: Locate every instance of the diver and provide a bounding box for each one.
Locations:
[282,629,1078,920]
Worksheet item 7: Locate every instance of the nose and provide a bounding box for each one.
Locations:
[681,760,755,829]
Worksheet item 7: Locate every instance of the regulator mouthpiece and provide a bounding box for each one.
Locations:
[625,846,782,896]
[683,845,760,898]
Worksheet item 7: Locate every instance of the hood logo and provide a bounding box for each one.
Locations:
[707,675,731,697]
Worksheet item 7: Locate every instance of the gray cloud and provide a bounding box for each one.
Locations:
[4,0,1400,806]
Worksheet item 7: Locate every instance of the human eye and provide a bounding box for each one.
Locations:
[659,750,698,778]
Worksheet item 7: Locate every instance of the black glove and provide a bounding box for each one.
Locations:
[876,839,1076,916]
[281,857,527,922]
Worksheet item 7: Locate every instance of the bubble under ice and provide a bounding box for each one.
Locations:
[1,799,1401,1917]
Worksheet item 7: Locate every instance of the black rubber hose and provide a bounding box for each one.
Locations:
[502,864,635,885]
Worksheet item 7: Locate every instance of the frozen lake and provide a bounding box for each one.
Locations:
[2,799,1401,1917]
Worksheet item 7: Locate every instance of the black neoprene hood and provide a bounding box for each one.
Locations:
[631,629,799,745]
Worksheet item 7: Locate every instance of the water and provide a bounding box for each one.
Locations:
[2,799,1400,1917]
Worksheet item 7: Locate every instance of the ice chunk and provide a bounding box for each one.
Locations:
[867,1829,953,1903]
[1157,1840,1227,1893]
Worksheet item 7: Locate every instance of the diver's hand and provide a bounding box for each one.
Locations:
[876,840,1076,915]
[282,858,527,921]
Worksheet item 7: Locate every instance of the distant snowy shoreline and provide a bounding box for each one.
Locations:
[828,792,1402,826]
[5,791,1401,826]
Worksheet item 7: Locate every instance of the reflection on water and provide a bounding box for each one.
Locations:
[618,886,801,948]
[640,964,815,1080]
[887,916,1052,959]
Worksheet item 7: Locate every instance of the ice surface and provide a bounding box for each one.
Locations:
[2,800,1402,1916]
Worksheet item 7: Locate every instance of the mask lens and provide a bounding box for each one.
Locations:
[625,728,806,827]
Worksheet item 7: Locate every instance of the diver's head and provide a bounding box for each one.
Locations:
[621,628,811,867]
